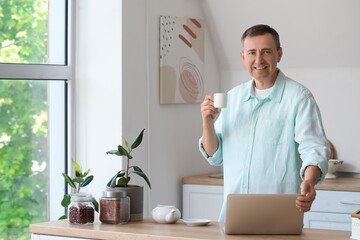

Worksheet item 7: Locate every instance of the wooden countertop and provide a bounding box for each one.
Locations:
[182,173,360,192]
[30,218,351,240]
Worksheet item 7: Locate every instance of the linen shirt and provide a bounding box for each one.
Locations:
[199,70,330,222]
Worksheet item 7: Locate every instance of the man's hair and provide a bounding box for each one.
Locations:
[241,24,281,50]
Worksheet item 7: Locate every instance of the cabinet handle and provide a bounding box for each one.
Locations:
[340,200,360,205]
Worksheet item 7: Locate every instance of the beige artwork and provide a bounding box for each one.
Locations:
[160,16,204,104]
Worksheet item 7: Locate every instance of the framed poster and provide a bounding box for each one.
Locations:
[160,16,204,104]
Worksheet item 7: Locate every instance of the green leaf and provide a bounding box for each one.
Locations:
[131,128,145,150]
[72,177,85,184]
[131,169,151,189]
[122,136,130,151]
[108,171,125,188]
[117,177,127,186]
[72,161,82,176]
[92,196,99,213]
[118,145,133,159]
[62,173,76,189]
[106,150,118,155]
[133,166,143,173]
[83,168,90,178]
[59,215,67,220]
[61,194,71,207]
[80,175,94,187]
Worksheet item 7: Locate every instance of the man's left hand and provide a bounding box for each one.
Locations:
[296,180,316,212]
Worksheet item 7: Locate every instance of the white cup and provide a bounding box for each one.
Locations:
[213,93,227,108]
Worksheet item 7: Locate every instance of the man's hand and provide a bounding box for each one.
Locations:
[201,94,219,127]
[296,165,321,212]
[201,95,220,157]
[296,180,316,212]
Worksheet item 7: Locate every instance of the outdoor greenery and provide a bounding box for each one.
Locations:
[0,0,49,239]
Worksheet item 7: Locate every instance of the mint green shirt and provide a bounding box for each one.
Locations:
[199,70,330,222]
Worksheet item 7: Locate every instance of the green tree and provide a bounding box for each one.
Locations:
[0,0,49,239]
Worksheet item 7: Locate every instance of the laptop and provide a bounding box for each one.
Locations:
[223,194,304,235]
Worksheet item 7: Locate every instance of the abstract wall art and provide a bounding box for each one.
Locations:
[160,16,204,104]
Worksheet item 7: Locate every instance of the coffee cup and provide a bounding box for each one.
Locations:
[213,93,227,108]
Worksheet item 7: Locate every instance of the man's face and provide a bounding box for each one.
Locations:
[241,33,282,83]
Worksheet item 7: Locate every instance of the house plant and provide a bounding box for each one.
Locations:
[106,128,151,221]
[59,161,99,225]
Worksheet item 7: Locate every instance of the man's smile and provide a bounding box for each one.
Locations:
[254,66,267,70]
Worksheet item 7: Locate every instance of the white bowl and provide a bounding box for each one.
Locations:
[325,159,343,179]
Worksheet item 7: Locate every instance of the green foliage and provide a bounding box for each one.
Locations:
[0,0,49,239]
[59,161,98,220]
[106,129,151,189]
[0,0,49,64]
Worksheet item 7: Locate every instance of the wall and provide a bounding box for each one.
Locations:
[202,0,360,173]
[122,0,221,214]
[75,0,123,205]
[76,0,221,217]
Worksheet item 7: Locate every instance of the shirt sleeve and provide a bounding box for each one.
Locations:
[295,94,330,185]
[198,134,223,166]
[198,112,224,166]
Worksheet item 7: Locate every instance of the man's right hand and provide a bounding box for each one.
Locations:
[201,94,219,127]
[201,95,220,157]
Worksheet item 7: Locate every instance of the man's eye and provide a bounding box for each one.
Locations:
[248,52,255,55]
[264,50,272,54]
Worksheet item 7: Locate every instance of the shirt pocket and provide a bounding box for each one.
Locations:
[264,118,290,145]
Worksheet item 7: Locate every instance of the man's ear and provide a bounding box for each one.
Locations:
[277,47,283,63]
[240,51,245,62]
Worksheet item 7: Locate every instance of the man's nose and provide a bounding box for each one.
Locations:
[255,52,263,63]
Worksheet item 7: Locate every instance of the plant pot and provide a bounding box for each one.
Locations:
[106,185,143,221]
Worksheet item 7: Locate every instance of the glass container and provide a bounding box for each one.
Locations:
[68,193,95,225]
[100,190,130,224]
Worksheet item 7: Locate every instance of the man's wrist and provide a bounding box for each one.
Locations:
[304,165,321,185]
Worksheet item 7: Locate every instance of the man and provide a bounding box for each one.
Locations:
[199,24,330,222]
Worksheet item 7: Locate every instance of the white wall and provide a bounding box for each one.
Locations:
[75,0,123,203]
[122,0,221,214]
[76,0,221,217]
[203,0,360,173]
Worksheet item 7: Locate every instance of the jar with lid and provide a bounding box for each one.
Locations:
[100,190,130,224]
[68,193,95,225]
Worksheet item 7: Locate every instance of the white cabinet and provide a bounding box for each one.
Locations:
[304,190,360,231]
[182,184,223,221]
[182,184,360,231]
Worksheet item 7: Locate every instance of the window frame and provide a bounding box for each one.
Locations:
[0,0,76,220]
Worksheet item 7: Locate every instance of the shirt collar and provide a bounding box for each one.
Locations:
[242,69,286,103]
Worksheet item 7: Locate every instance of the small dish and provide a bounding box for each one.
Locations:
[183,219,211,226]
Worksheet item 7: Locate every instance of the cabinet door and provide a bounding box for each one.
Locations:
[182,184,223,221]
[304,212,352,231]
[311,190,360,214]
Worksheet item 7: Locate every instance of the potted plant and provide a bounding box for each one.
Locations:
[59,161,99,225]
[106,128,151,221]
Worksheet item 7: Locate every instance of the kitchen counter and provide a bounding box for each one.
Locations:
[182,173,360,191]
[30,218,351,240]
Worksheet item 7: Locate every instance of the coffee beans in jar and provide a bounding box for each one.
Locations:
[100,190,130,224]
[68,193,95,225]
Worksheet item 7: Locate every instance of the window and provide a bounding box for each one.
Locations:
[0,0,74,239]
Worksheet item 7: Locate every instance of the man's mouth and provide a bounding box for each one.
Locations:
[254,66,267,70]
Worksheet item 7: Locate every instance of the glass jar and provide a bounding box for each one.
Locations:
[99,190,130,224]
[68,193,95,225]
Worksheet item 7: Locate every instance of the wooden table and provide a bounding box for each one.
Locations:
[30,218,352,240]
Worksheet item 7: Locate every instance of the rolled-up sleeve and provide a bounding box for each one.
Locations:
[295,94,330,185]
[198,134,223,166]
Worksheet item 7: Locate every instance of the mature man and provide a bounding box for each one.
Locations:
[199,24,330,222]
